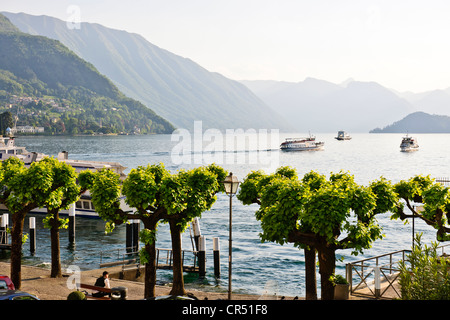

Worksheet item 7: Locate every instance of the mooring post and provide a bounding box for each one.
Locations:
[0,214,8,244]
[198,235,206,278]
[29,217,36,255]
[133,219,140,252]
[126,221,133,252]
[213,237,220,278]
[374,266,381,298]
[69,203,75,243]
[192,217,201,251]
[346,263,352,295]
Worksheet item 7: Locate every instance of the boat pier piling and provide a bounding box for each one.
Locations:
[192,217,201,251]
[68,204,75,244]
[126,219,140,253]
[0,214,9,249]
[213,237,220,278]
[198,235,206,278]
[29,217,36,255]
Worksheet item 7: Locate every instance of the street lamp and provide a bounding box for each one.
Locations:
[223,172,240,300]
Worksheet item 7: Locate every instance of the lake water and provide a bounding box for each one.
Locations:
[2,132,450,297]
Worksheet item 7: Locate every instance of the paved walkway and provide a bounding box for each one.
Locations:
[0,262,283,300]
[0,262,401,300]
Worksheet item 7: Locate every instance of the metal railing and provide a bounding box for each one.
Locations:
[346,250,408,299]
[347,243,450,299]
[156,248,199,272]
[99,247,139,268]
[99,247,199,273]
[436,177,450,186]
[0,230,10,249]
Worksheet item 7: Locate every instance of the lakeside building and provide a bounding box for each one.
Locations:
[10,126,45,134]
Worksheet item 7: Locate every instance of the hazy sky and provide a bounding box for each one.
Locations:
[3,0,450,92]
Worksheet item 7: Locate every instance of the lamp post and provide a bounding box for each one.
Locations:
[223,172,240,300]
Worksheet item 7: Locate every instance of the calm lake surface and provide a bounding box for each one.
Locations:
[2,132,450,297]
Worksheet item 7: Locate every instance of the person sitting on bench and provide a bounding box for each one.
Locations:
[93,271,111,297]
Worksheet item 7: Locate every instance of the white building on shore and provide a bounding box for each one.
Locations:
[10,126,45,134]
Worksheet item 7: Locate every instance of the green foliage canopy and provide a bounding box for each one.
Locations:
[87,162,226,297]
[238,167,398,255]
[392,175,450,241]
[0,156,86,288]
[88,163,226,233]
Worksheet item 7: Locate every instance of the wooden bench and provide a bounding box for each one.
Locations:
[79,283,112,300]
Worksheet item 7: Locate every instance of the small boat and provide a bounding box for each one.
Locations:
[400,135,419,152]
[335,131,351,141]
[280,135,324,151]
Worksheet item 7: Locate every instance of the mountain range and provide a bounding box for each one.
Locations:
[397,88,450,116]
[3,12,291,132]
[241,78,450,132]
[4,11,450,134]
[241,78,413,133]
[0,14,174,135]
[370,111,450,133]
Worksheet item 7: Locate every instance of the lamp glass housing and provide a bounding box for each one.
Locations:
[223,173,240,195]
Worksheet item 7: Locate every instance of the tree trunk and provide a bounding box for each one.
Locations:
[169,219,186,296]
[10,212,25,289]
[140,218,160,299]
[304,247,317,300]
[144,241,157,298]
[317,245,336,300]
[49,211,62,278]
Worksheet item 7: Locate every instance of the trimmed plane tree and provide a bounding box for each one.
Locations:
[42,159,91,278]
[392,175,450,241]
[237,167,398,300]
[88,163,226,298]
[0,157,82,288]
[157,164,226,296]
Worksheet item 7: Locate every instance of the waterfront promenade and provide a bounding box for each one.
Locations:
[0,261,401,300]
[0,262,279,300]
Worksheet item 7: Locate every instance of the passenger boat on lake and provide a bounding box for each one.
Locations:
[400,135,419,152]
[335,131,352,141]
[280,135,324,151]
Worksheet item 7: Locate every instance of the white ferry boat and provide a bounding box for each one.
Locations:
[56,151,127,180]
[27,191,130,219]
[0,135,45,164]
[280,135,324,151]
[400,135,419,152]
[0,136,126,179]
[335,131,352,141]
